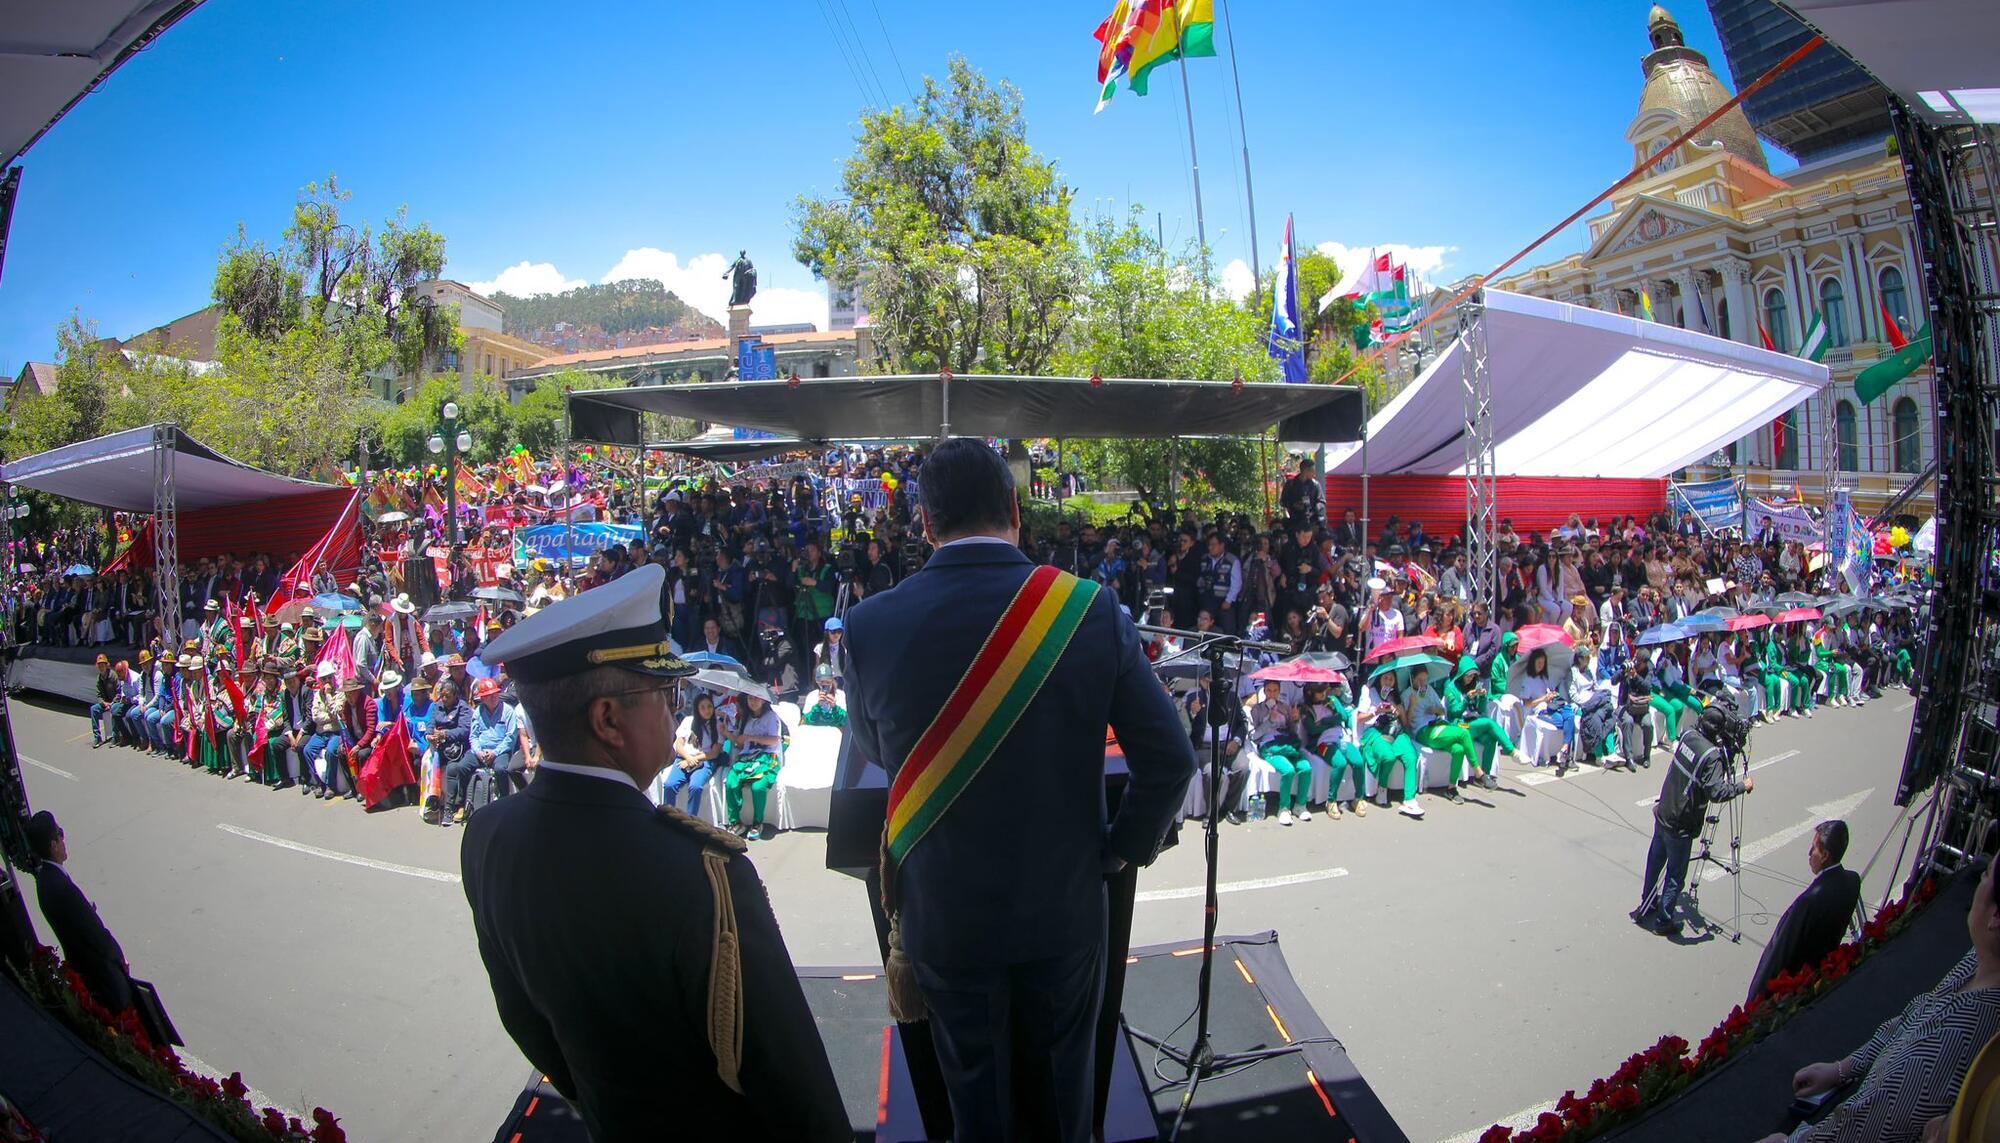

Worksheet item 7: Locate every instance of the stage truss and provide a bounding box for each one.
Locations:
[1894,107,2000,881]
[151,424,179,642]
[1460,292,1497,610]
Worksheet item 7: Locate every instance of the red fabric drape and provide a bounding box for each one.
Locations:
[1322,475,1669,538]
[107,488,363,596]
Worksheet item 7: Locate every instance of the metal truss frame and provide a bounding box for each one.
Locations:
[1460,291,1496,611]
[152,423,180,644]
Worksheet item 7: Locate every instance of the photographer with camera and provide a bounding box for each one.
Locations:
[791,538,835,679]
[1631,706,1754,938]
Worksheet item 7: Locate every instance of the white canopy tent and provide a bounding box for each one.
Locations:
[1323,289,1831,479]
[0,424,332,511]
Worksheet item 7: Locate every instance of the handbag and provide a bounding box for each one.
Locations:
[129,978,182,1046]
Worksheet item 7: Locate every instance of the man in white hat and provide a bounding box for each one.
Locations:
[463,562,845,1142]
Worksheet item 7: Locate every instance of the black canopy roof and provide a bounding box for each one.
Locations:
[569,374,1363,447]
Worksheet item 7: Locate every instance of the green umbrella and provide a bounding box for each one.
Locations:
[1365,652,1453,695]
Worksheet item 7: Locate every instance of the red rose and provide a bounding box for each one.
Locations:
[1723,1006,1750,1035]
[1656,1034,1690,1061]
[1477,1126,1515,1143]
[261,1107,288,1137]
[310,1107,346,1143]
[1525,1111,1567,1142]
[1607,1083,1642,1112]
[287,1117,305,1137]
[222,1072,249,1104]
[1586,1077,1609,1103]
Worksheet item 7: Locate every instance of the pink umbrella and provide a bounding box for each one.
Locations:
[1727,613,1772,632]
[1776,607,1822,624]
[1512,623,1573,652]
[1362,634,1448,664]
[1250,660,1346,684]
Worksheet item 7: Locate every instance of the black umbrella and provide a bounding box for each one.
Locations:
[424,601,478,624]
[1290,650,1353,673]
[471,586,525,606]
[1152,651,1249,681]
[1775,591,1817,606]
[1693,605,1740,620]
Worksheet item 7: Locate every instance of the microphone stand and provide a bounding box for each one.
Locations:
[1126,625,1307,1141]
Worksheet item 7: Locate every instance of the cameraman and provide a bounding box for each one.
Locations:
[1631,706,1754,937]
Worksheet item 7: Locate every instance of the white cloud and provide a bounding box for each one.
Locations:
[459,247,830,330]
[466,261,586,298]
[1220,258,1256,302]
[1312,242,1457,293]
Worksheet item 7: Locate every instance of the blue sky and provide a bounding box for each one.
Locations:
[0,0,1780,376]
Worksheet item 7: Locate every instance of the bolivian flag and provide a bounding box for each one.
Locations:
[1094,0,1214,112]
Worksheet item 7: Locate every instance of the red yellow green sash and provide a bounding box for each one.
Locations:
[884,565,1099,871]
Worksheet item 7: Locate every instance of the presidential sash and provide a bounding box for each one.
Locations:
[881,565,1099,891]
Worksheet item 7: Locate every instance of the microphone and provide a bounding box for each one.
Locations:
[1136,622,1292,657]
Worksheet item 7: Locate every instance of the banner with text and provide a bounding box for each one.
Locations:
[1669,477,1743,533]
[1746,497,1820,545]
[1831,492,1873,593]
[512,522,646,569]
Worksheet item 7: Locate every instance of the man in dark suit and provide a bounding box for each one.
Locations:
[25,811,135,1015]
[1748,819,1862,1004]
[464,564,847,1142]
[845,439,1195,1143]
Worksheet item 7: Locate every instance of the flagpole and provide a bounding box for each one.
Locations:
[1218,0,1261,304]
[1168,3,1209,282]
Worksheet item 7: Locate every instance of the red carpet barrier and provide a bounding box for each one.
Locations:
[108,488,363,593]
[1325,475,1669,537]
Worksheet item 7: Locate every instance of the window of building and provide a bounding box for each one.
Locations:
[1717,298,1730,341]
[1764,288,1790,353]
[1892,397,1922,473]
[1879,266,1909,337]
[1819,277,1848,347]
[1778,408,1799,469]
[442,349,459,372]
[1836,399,1858,471]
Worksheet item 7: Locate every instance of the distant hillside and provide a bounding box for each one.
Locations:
[492,279,722,341]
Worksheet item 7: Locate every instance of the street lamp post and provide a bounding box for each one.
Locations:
[427,400,472,547]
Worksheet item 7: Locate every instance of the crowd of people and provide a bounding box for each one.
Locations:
[27,446,1933,839]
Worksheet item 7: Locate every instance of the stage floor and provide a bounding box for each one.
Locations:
[489,932,1405,1142]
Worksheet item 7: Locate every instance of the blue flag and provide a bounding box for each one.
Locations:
[1267,213,1308,383]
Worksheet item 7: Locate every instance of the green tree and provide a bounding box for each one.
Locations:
[492,280,719,339]
[792,57,1082,374]
[8,315,118,458]
[509,370,628,458]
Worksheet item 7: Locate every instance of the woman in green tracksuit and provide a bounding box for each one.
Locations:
[1784,627,1818,717]
[1405,664,1475,806]
[1446,656,1517,791]
[1359,675,1425,818]
[1815,623,1850,706]
[1300,682,1369,818]
[1247,680,1314,824]
[1647,646,1696,740]
[1760,630,1790,716]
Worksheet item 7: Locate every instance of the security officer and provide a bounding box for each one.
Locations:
[1632,706,1754,937]
[465,563,847,1142]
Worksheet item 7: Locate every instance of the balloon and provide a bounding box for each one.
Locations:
[1890,526,1910,548]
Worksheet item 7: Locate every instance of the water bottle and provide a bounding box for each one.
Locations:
[1248,792,1265,821]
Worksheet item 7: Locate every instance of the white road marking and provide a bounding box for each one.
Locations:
[1637,750,1801,806]
[1517,762,1603,787]
[216,824,461,884]
[1137,867,1348,902]
[1702,789,1872,882]
[1894,699,1915,712]
[21,755,78,781]
[1440,1101,1558,1143]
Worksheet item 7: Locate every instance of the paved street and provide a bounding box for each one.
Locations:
[13,691,1921,1142]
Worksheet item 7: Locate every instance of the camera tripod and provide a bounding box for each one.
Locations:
[1684,743,1748,943]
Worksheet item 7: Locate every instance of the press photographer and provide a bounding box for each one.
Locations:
[1631,706,1754,938]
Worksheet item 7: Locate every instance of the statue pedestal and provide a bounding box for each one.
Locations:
[728,305,752,353]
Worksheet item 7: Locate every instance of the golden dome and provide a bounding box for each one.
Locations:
[1638,7,1768,172]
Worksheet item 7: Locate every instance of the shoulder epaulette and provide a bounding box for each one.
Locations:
[655,804,748,854]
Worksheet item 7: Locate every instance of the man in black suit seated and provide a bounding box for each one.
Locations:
[463,564,847,1142]
[1748,819,1863,1005]
[25,811,135,1015]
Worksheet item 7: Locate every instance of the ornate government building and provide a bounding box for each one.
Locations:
[1491,5,1930,512]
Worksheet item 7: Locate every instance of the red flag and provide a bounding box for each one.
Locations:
[1772,414,1787,465]
[220,673,249,726]
[1756,320,1776,352]
[248,709,270,774]
[1879,301,1909,350]
[357,717,416,809]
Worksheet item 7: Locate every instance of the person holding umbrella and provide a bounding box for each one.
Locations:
[1246,679,1313,825]
[722,688,784,840]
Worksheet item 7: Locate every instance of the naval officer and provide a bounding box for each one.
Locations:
[463,563,847,1141]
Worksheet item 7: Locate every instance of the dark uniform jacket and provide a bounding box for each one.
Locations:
[460,767,847,1142]
[32,861,134,1014]
[1653,732,1747,836]
[1748,863,1862,1004]
[845,541,1195,967]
